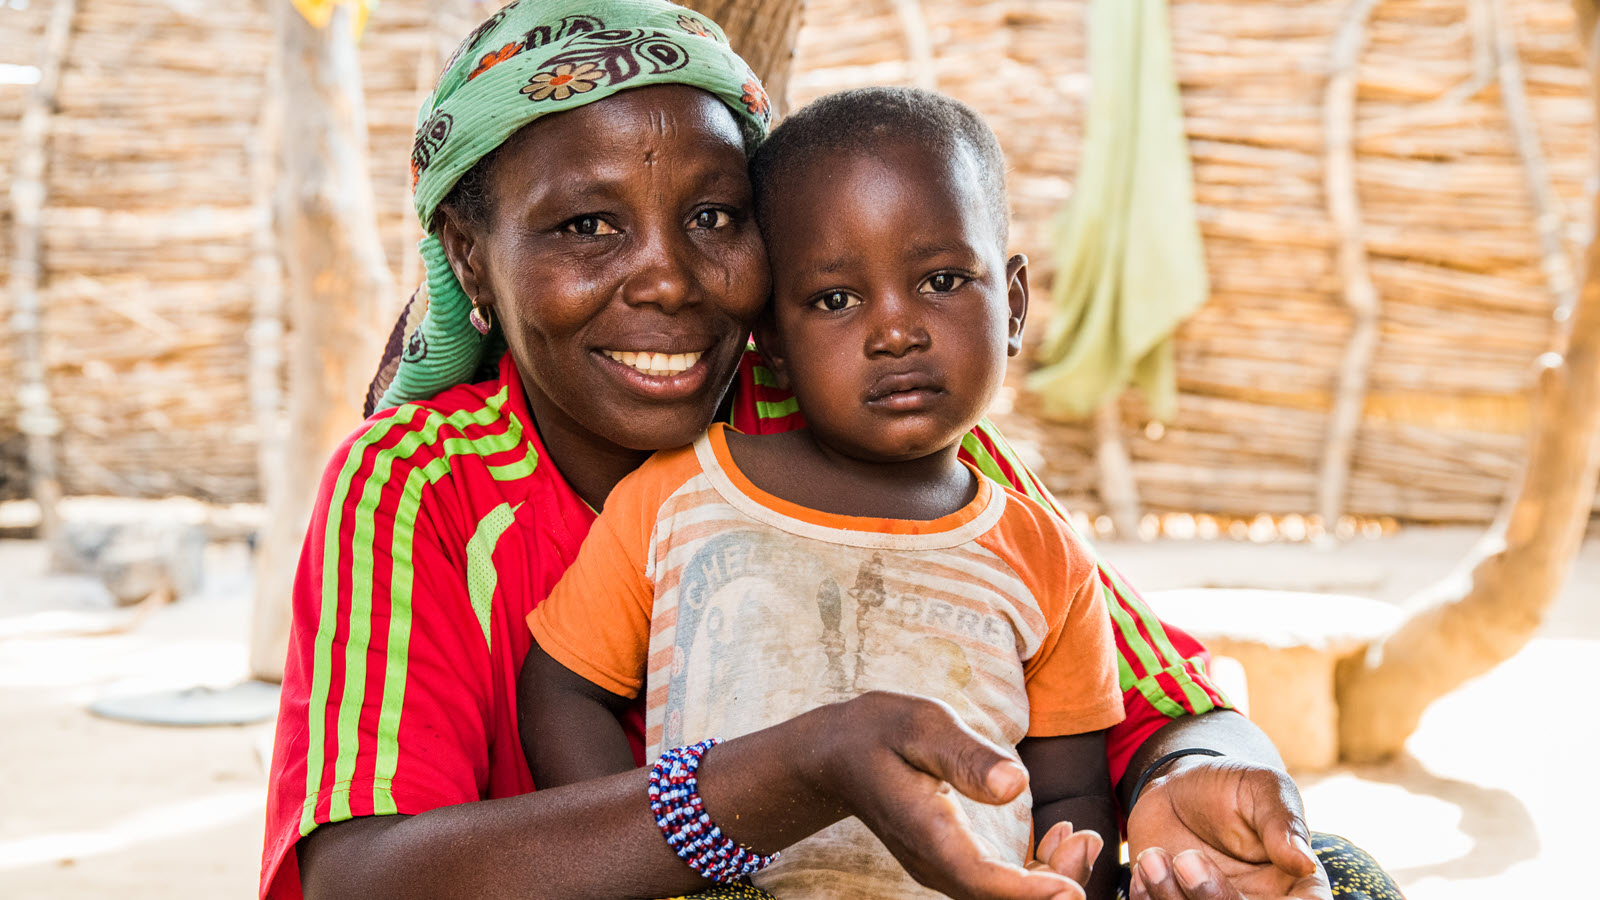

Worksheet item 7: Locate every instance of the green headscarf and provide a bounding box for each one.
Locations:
[373,0,772,412]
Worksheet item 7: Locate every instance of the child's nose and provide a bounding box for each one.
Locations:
[865,294,930,358]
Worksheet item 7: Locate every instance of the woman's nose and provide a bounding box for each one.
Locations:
[621,227,696,312]
[864,294,930,358]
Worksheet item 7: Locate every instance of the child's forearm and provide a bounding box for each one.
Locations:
[518,644,638,787]
[1033,794,1119,900]
[1019,730,1117,900]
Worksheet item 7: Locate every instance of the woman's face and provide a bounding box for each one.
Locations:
[447,85,768,460]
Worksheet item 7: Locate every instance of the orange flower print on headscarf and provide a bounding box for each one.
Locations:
[521,62,604,102]
[741,77,770,122]
[469,41,523,80]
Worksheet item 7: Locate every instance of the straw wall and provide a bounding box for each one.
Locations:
[0,0,440,502]
[2,0,1596,525]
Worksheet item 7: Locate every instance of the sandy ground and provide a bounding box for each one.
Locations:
[1,524,1594,898]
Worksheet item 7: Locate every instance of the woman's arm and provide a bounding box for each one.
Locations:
[1121,711,1325,900]
[300,692,1087,900]
[517,644,637,786]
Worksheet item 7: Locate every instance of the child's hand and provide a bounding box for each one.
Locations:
[1029,821,1104,888]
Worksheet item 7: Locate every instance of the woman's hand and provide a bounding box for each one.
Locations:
[807,691,1088,900]
[1125,757,1330,900]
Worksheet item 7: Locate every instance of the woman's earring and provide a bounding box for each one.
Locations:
[468,301,493,336]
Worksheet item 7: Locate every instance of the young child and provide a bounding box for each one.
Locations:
[519,87,1124,899]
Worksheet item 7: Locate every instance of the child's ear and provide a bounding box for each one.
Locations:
[1005,253,1030,357]
[751,306,792,391]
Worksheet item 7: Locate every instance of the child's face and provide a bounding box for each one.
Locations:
[757,138,1027,464]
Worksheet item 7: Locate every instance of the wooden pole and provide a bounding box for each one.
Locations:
[7,0,79,552]
[249,0,392,682]
[679,0,808,112]
[1335,0,1600,761]
[1316,0,1384,542]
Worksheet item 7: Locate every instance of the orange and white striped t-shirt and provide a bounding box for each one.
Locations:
[528,423,1123,898]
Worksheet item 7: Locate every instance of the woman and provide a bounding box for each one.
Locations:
[264,3,1393,899]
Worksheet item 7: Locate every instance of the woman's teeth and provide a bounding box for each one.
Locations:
[604,349,703,377]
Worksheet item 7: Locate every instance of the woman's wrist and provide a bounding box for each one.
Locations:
[1116,709,1287,811]
[692,703,852,858]
[1128,748,1226,811]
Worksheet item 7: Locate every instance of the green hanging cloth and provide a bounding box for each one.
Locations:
[1027,0,1207,422]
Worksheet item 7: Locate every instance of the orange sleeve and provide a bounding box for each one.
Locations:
[980,489,1125,738]
[525,445,702,699]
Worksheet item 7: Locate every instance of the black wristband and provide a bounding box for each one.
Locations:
[1129,748,1226,811]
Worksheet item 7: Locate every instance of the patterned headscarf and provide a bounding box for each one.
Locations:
[369,0,772,413]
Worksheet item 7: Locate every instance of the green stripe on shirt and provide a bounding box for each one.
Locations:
[301,404,422,835]
[329,390,515,822]
[304,389,525,832]
[369,403,526,817]
[755,396,800,419]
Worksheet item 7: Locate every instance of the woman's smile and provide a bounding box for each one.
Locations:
[596,346,712,400]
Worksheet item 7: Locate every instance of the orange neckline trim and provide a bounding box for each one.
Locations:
[705,423,992,536]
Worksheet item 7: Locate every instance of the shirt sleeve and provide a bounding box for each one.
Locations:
[262,410,499,900]
[982,495,1125,738]
[525,448,697,699]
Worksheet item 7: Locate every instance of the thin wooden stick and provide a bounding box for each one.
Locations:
[7,0,80,549]
[1317,0,1385,542]
[892,0,938,91]
[1492,0,1579,325]
[1093,399,1143,538]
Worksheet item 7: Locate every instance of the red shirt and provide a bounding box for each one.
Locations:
[261,352,1228,899]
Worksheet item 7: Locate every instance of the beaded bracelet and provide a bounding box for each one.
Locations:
[648,738,780,882]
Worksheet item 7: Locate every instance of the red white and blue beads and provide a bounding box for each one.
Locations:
[647,738,780,882]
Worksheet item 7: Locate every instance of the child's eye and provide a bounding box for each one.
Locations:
[921,273,968,293]
[811,291,861,312]
[563,216,618,236]
[690,209,733,229]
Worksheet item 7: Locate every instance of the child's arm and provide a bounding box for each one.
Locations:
[517,643,638,787]
[1019,730,1117,900]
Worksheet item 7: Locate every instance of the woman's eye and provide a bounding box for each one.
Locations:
[921,273,967,293]
[691,209,732,229]
[811,291,861,312]
[564,216,617,236]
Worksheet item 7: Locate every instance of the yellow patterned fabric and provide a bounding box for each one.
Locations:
[658,885,775,900]
[1315,833,1406,899]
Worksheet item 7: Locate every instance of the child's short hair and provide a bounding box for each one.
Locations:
[750,86,1009,246]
